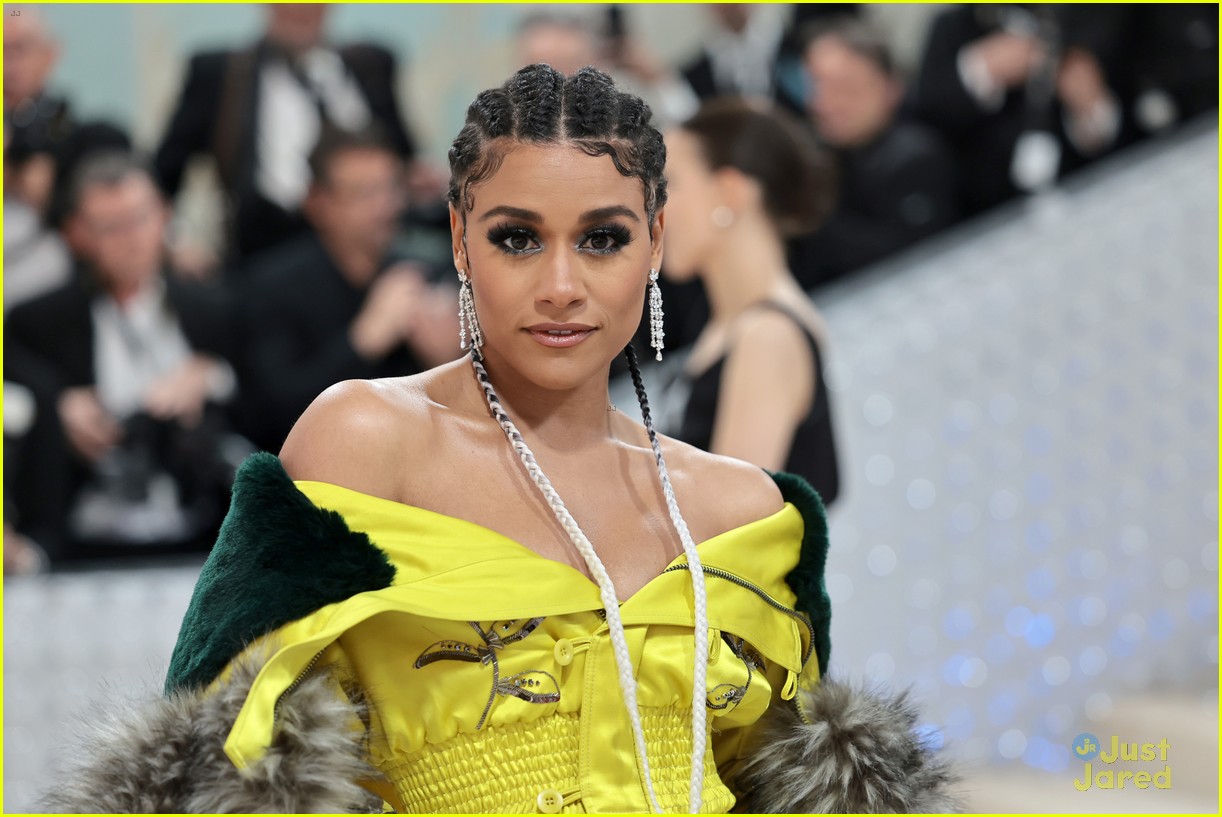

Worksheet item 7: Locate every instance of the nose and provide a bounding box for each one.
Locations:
[536,252,586,311]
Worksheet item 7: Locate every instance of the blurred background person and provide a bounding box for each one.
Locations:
[679,4,787,105]
[674,3,857,117]
[4,6,61,112]
[790,17,961,290]
[766,2,865,116]
[4,121,72,312]
[661,98,840,504]
[237,127,458,453]
[4,8,130,237]
[3,7,69,235]
[5,10,130,575]
[1066,4,1218,141]
[153,3,442,271]
[3,124,72,576]
[908,4,1128,216]
[4,153,245,564]
[515,10,595,77]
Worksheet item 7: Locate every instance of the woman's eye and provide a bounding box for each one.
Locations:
[488,226,540,254]
[581,228,631,253]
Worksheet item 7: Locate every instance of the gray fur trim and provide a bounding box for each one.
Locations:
[42,653,385,813]
[733,678,963,813]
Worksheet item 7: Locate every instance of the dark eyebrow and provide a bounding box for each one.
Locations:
[480,205,542,223]
[477,205,641,224]
[579,206,640,224]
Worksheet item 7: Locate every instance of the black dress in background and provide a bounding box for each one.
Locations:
[676,302,840,506]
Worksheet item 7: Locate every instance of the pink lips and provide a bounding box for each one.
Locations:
[526,323,596,348]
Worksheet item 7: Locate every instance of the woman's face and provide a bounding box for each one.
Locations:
[451,143,664,392]
[659,128,720,282]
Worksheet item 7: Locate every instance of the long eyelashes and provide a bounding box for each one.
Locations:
[483,221,537,252]
[486,223,538,255]
[485,222,634,257]
[584,225,633,255]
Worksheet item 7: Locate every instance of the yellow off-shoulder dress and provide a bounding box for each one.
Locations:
[218,480,822,814]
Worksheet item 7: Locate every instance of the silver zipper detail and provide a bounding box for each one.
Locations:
[662,564,816,669]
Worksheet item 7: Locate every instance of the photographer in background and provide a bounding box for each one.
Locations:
[237,127,458,453]
[909,4,1127,216]
[4,153,246,564]
[791,18,961,289]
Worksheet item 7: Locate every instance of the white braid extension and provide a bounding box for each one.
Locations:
[625,343,710,814]
[470,354,666,814]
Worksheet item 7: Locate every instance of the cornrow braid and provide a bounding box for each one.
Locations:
[448,63,668,226]
[508,64,564,139]
[564,67,618,137]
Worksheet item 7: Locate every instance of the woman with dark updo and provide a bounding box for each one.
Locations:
[663,98,841,506]
[47,66,954,814]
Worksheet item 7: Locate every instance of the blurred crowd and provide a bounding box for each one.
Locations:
[3,3,1216,572]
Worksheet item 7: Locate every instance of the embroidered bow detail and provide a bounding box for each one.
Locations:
[415,618,561,729]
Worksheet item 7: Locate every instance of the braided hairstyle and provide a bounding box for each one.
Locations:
[448,63,667,227]
[448,66,710,814]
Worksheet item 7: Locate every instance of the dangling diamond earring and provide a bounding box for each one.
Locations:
[648,268,665,362]
[458,269,483,353]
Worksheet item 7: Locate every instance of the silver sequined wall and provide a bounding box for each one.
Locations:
[809,121,1218,807]
[5,123,1217,812]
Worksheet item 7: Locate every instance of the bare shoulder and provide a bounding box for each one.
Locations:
[657,432,786,537]
[735,306,810,348]
[279,376,431,496]
[729,307,814,370]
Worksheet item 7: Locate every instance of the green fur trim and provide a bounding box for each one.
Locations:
[770,471,832,676]
[164,453,396,694]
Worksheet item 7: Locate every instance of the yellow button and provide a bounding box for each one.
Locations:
[553,639,575,666]
[537,789,564,813]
